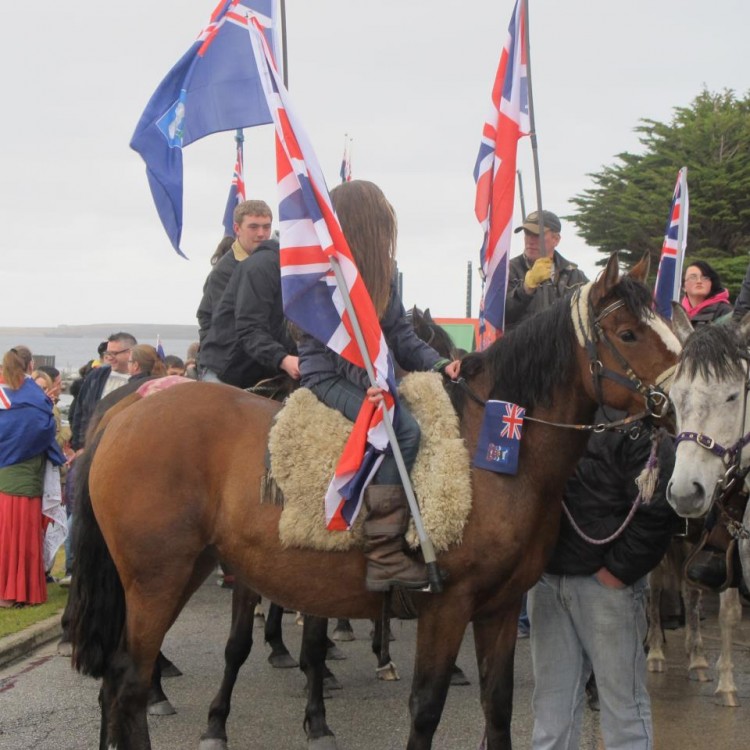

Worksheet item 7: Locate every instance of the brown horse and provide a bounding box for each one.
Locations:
[68,254,680,750]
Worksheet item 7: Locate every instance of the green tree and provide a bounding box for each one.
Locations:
[568,89,750,278]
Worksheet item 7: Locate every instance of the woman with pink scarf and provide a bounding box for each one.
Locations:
[681,260,732,328]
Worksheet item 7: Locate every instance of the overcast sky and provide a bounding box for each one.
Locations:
[1,1,747,327]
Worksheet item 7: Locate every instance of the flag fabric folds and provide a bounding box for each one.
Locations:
[474,0,530,334]
[222,133,247,236]
[246,17,397,530]
[653,167,689,319]
[130,1,276,257]
[339,138,352,184]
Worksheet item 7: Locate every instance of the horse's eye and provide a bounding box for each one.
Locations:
[618,330,636,343]
[727,393,739,403]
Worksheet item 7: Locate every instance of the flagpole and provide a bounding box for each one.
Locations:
[675,166,688,295]
[523,0,547,253]
[516,169,527,221]
[327,255,443,593]
[279,0,289,88]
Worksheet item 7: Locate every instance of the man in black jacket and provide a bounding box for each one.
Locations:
[199,238,298,388]
[528,412,678,750]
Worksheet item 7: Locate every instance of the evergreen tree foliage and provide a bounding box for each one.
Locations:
[568,89,750,280]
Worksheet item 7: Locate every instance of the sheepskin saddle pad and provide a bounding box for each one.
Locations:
[267,371,472,553]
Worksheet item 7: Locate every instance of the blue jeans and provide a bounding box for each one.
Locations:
[310,377,420,485]
[529,573,651,750]
[199,368,223,384]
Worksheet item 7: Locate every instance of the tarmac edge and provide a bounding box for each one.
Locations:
[0,614,62,669]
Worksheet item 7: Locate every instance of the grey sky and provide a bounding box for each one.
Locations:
[1,1,747,327]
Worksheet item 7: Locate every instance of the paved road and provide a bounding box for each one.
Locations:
[0,579,749,749]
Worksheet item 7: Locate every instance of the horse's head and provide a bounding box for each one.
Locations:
[667,317,750,518]
[409,306,456,360]
[573,253,682,418]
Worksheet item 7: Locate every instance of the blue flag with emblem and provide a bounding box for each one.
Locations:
[473,400,526,475]
[130,1,276,257]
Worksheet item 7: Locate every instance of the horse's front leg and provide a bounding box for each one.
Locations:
[715,587,742,706]
[406,601,470,750]
[201,583,261,750]
[471,605,520,750]
[300,615,337,749]
[372,612,399,681]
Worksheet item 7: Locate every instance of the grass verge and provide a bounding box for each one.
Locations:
[0,549,68,639]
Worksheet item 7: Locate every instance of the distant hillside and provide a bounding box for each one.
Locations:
[0,324,199,340]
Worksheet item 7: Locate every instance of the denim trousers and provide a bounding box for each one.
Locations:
[528,572,652,750]
[199,367,223,384]
[310,377,420,485]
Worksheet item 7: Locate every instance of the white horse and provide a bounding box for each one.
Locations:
[665,318,750,706]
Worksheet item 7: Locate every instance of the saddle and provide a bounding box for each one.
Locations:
[264,372,473,553]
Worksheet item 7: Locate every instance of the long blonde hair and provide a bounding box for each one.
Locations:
[2,346,33,389]
[330,180,397,319]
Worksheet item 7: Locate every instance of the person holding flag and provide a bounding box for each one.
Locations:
[298,180,460,593]
[0,348,66,607]
[504,210,587,331]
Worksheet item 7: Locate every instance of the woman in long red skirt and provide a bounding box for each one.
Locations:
[0,347,66,608]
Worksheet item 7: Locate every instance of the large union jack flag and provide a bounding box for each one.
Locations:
[474,0,530,336]
[246,16,397,531]
[222,134,246,235]
[653,167,689,319]
[130,1,276,257]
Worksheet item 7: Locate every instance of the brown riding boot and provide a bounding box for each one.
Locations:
[362,485,430,592]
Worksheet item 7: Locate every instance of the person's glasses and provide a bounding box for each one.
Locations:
[103,348,130,358]
[684,274,709,283]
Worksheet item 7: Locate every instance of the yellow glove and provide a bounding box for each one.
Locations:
[524,257,553,290]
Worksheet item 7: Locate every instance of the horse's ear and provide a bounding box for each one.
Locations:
[628,253,650,283]
[670,303,693,345]
[423,308,434,323]
[589,253,620,307]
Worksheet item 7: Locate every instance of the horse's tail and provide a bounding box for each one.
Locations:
[68,430,126,678]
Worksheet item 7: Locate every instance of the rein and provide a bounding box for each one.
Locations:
[451,282,672,435]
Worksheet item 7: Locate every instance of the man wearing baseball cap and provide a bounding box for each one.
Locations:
[504,210,588,330]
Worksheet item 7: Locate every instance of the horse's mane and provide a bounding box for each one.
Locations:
[678,323,748,381]
[453,275,654,412]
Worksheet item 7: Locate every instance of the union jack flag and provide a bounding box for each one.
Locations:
[130,1,276,256]
[222,133,246,235]
[653,167,689,319]
[0,385,11,410]
[474,0,530,337]
[500,402,524,440]
[246,16,396,531]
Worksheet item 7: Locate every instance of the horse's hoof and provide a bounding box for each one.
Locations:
[716,690,740,708]
[147,700,176,716]
[56,639,72,657]
[647,659,666,673]
[308,734,338,750]
[450,666,470,686]
[326,645,347,661]
[689,668,711,683]
[160,662,183,679]
[268,652,298,669]
[332,628,355,642]
[324,673,343,691]
[376,661,400,681]
[199,738,229,750]
[296,612,304,626]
